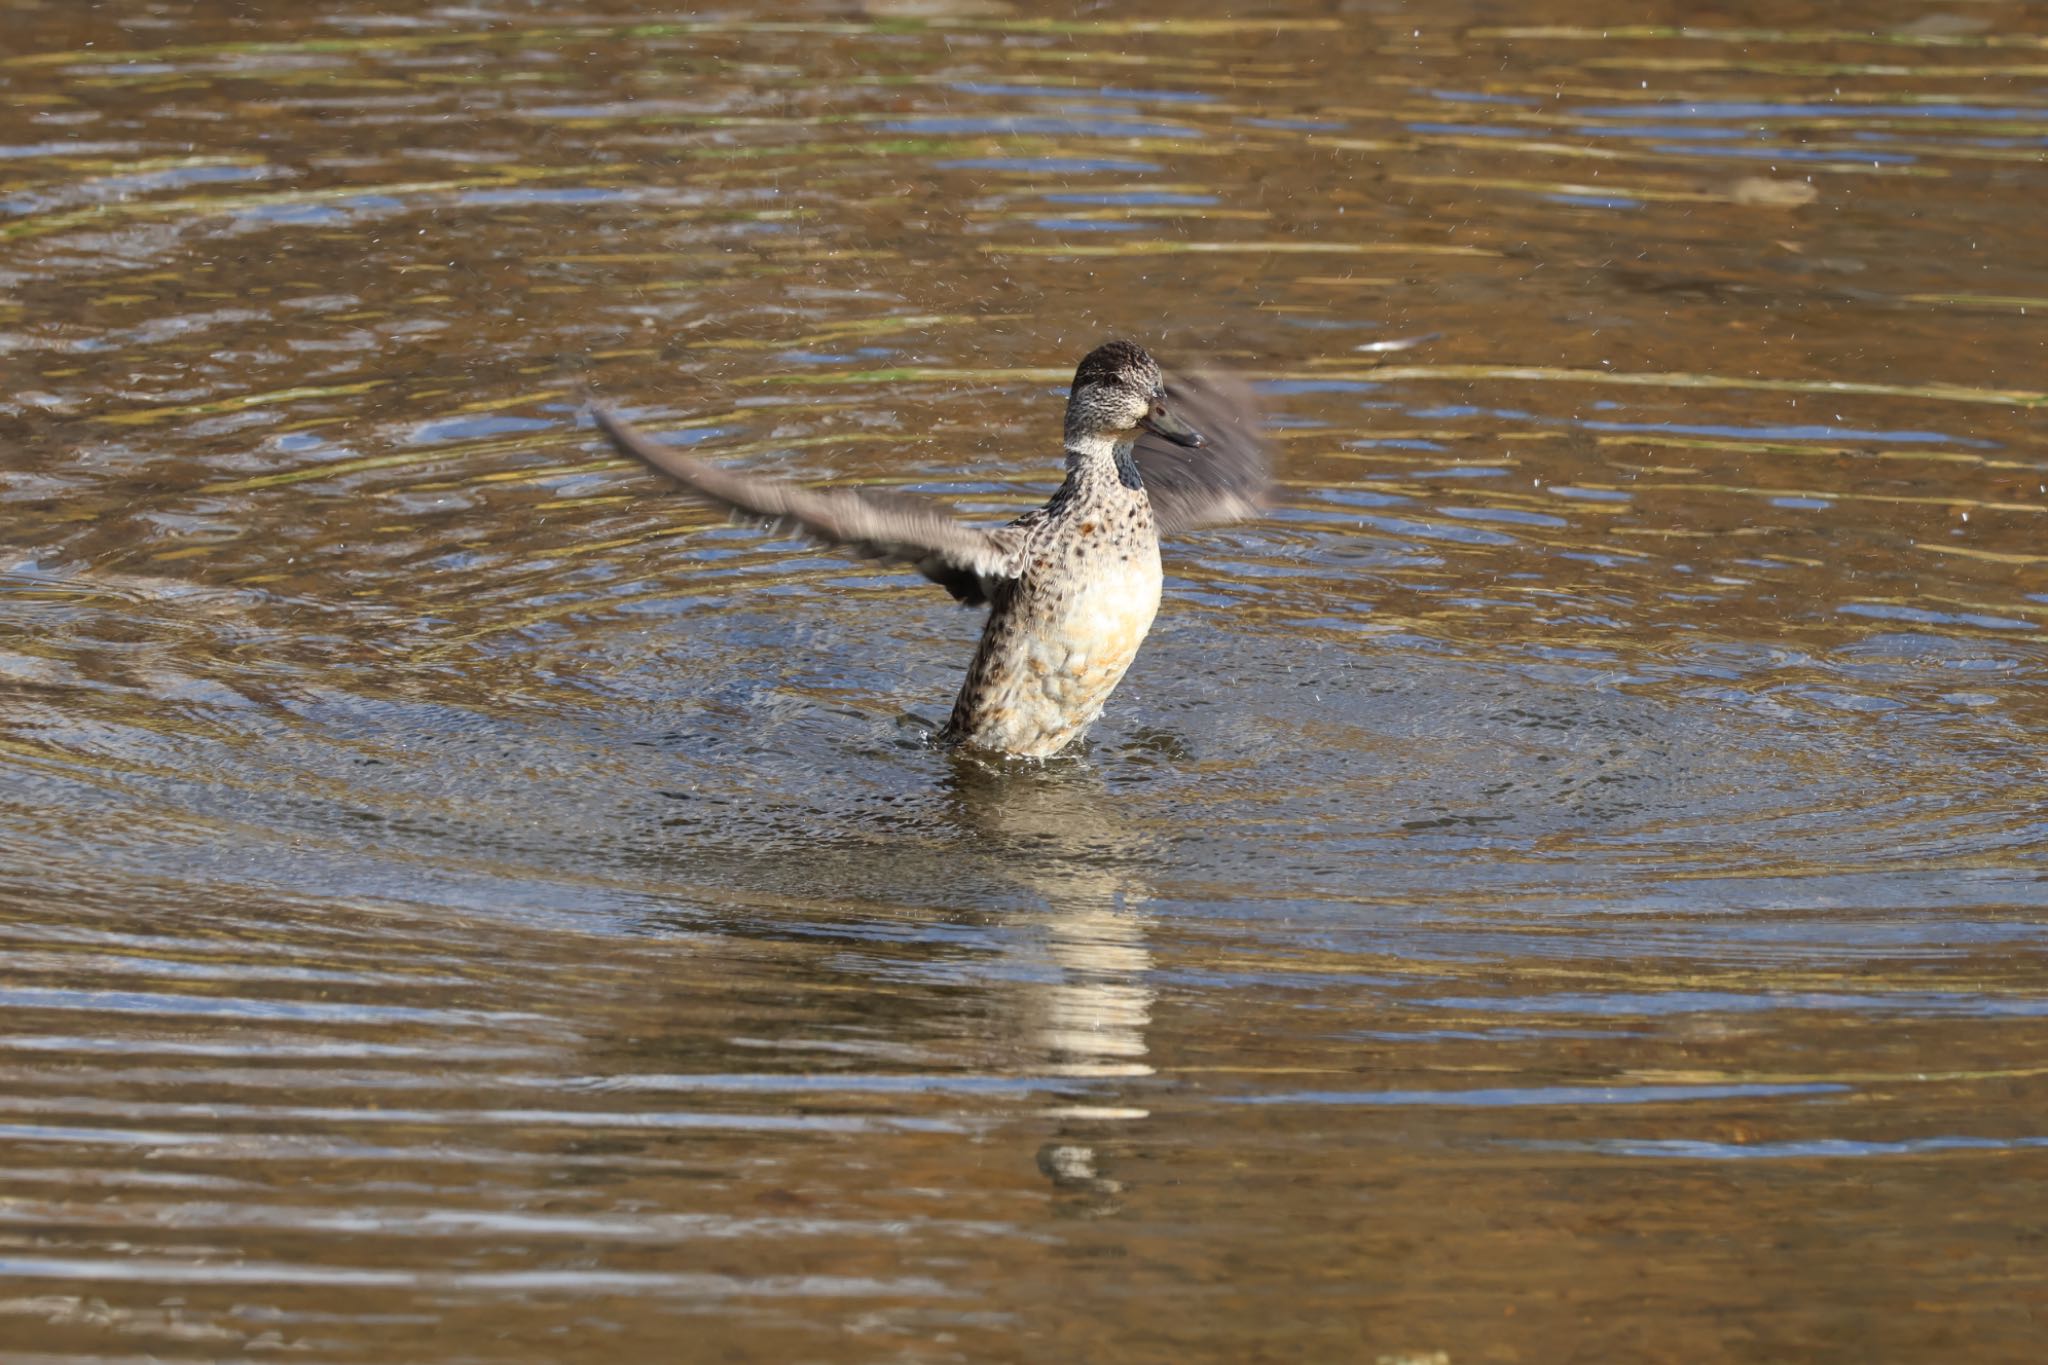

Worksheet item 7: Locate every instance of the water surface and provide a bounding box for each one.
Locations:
[2,1,2045,1361]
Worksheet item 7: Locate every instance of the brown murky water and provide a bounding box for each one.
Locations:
[3,0,2046,1359]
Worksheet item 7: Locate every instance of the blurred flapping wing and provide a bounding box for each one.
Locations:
[589,403,1022,606]
[1132,370,1271,534]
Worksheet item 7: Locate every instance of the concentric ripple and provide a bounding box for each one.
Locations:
[2,1,2045,1362]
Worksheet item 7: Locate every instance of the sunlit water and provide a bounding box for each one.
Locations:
[2,1,2045,1360]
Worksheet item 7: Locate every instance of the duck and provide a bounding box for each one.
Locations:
[587,340,1269,758]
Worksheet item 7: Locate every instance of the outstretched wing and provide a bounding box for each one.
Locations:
[590,403,1023,606]
[1133,370,1271,533]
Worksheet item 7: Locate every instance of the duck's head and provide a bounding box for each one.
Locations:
[1065,339,1204,448]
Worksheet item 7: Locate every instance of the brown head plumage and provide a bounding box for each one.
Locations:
[1070,339,1161,398]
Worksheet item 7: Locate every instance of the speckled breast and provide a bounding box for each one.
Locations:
[945,535,1164,759]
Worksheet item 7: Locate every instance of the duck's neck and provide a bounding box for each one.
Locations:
[1062,428,1143,491]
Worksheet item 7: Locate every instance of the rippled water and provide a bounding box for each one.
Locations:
[3,1,2046,1360]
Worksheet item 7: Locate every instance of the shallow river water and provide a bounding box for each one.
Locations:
[2,1,2046,1360]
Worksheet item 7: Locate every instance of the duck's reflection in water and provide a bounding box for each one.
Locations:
[941,753,1162,1210]
[618,741,1167,1209]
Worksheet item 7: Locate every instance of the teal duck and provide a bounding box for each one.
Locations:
[589,340,1269,758]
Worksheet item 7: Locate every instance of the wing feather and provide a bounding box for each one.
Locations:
[590,403,1021,605]
[1133,370,1271,533]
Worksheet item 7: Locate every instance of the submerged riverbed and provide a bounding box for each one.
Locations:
[2,1,2045,1360]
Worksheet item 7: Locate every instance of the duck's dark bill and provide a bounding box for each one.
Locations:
[1141,402,1204,448]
